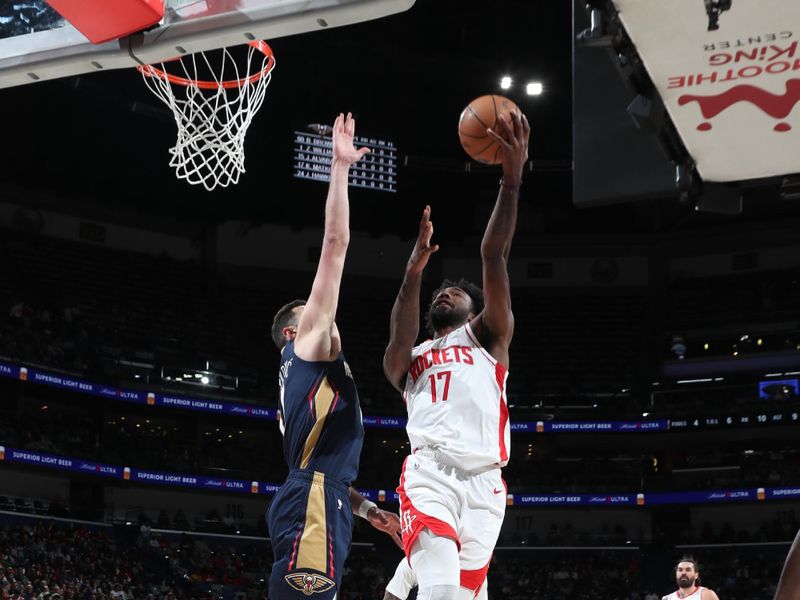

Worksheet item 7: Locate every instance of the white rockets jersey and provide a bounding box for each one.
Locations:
[403,322,510,471]
[664,587,706,600]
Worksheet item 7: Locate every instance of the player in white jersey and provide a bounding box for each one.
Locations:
[662,558,720,600]
[383,110,529,600]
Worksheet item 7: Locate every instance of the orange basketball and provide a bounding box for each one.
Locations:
[458,94,520,164]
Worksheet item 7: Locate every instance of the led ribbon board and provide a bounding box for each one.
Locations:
[613,0,800,181]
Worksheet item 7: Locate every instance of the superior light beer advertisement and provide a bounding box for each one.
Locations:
[613,0,800,181]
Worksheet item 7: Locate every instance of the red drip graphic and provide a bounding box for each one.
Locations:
[678,78,800,132]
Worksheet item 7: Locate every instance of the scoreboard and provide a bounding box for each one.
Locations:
[293,130,397,192]
[669,407,800,430]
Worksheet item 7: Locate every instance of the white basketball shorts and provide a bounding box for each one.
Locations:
[396,451,506,593]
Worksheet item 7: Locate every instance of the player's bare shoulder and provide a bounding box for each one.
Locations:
[702,588,720,600]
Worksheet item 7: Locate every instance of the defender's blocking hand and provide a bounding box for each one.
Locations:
[332,112,370,166]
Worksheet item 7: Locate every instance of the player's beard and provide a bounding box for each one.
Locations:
[429,304,470,333]
[677,576,696,589]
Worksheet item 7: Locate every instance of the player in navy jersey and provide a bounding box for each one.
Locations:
[267,113,401,600]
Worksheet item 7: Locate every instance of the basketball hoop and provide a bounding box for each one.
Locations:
[137,41,275,191]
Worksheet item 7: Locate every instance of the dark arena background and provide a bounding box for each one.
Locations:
[0,0,799,598]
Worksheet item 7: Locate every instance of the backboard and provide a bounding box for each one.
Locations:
[0,0,416,88]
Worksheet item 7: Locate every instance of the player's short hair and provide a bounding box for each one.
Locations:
[425,278,484,335]
[270,299,306,350]
[675,556,700,575]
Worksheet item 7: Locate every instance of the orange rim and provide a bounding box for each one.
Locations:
[137,40,275,90]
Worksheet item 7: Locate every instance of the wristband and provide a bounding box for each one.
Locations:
[358,500,377,520]
[499,177,521,193]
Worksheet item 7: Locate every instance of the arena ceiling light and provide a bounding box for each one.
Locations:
[161,366,238,390]
[500,76,512,89]
[526,81,543,95]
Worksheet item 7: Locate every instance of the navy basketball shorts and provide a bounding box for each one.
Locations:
[267,470,353,599]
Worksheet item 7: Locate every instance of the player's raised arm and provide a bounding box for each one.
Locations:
[293,113,369,362]
[383,205,440,392]
[472,111,530,364]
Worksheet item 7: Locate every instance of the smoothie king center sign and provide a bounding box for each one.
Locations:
[613,0,800,182]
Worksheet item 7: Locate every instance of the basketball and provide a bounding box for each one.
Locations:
[458,94,521,164]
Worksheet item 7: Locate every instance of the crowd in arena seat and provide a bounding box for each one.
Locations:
[0,518,286,599]
[6,230,800,425]
[1,293,93,375]
[0,515,793,600]
[663,269,800,367]
[0,520,192,599]
[486,544,791,600]
[675,514,800,546]
[487,551,647,600]
[496,522,643,548]
[2,230,799,599]
[495,515,797,548]
[3,231,800,420]
[681,546,787,600]
[2,483,796,551]
[0,230,649,412]
[3,378,800,498]
[667,269,800,332]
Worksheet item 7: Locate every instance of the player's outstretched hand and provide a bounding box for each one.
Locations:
[406,205,440,276]
[487,110,530,185]
[366,507,403,549]
[332,112,370,166]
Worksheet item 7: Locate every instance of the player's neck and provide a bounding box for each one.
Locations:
[434,326,457,339]
[677,585,699,598]
[433,321,467,339]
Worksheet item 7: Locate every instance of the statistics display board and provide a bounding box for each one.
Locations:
[293,130,397,192]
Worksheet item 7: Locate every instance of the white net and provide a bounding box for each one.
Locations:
[138,42,275,191]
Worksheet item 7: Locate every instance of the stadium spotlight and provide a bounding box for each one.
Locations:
[500,76,512,90]
[526,82,543,96]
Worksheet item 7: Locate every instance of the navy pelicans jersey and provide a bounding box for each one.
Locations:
[277,339,364,485]
[267,340,364,599]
